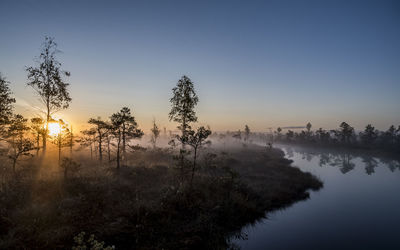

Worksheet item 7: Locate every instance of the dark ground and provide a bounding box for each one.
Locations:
[0,144,322,249]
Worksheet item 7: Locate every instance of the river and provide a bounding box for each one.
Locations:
[233,144,400,250]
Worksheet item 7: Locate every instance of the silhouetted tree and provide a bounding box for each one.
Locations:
[315,128,330,143]
[5,115,35,172]
[69,125,74,156]
[306,122,312,132]
[185,126,211,185]
[0,73,15,134]
[169,75,198,147]
[110,107,143,168]
[104,123,113,163]
[306,122,313,140]
[88,117,109,162]
[30,117,45,155]
[150,118,161,148]
[338,122,355,144]
[383,125,397,147]
[397,126,400,147]
[360,124,378,146]
[26,37,71,152]
[286,130,294,142]
[276,127,282,141]
[78,128,96,160]
[50,119,72,164]
[244,125,250,142]
[60,157,80,179]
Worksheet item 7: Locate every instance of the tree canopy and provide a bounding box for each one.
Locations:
[169,75,198,140]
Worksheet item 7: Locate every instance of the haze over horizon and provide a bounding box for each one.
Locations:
[1,0,399,132]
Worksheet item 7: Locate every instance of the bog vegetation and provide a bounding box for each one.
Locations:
[0,37,324,249]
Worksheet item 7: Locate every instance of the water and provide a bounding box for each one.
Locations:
[233,144,400,250]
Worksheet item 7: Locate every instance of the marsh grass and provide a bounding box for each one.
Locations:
[0,144,322,249]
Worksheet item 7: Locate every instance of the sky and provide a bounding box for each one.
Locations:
[0,0,399,132]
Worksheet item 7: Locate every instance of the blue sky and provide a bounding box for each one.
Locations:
[0,0,399,131]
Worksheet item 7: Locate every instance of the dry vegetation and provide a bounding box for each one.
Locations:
[0,143,322,249]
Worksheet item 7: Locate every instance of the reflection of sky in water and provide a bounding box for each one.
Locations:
[234,145,400,250]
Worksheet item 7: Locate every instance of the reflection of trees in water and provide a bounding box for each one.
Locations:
[379,158,400,172]
[319,153,331,167]
[283,145,400,175]
[361,156,378,175]
[330,153,355,174]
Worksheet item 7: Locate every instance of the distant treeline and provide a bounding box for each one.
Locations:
[220,122,400,154]
[273,122,399,154]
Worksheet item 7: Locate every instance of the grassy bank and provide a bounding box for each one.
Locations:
[0,144,322,249]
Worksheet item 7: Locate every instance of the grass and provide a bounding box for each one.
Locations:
[0,144,322,249]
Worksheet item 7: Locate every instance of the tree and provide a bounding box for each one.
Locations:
[185,126,212,185]
[397,126,400,146]
[0,73,15,134]
[315,128,330,143]
[244,125,250,142]
[88,117,109,162]
[104,123,113,163]
[276,127,282,141]
[110,115,122,169]
[150,118,161,148]
[286,130,294,142]
[306,122,312,132]
[60,157,80,179]
[69,125,74,156]
[5,115,35,172]
[169,75,199,147]
[77,128,96,160]
[338,122,354,144]
[30,117,45,155]
[360,124,378,146]
[383,125,397,147]
[26,37,71,151]
[306,122,313,140]
[50,119,72,164]
[110,107,143,168]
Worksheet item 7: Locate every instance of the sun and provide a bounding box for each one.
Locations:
[47,122,62,136]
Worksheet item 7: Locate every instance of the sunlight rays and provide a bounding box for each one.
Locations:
[47,122,62,137]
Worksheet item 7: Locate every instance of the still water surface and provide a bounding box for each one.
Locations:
[234,145,400,250]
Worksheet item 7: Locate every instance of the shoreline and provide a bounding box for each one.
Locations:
[0,144,323,249]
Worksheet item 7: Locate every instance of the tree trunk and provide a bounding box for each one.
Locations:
[117,138,121,169]
[181,117,186,149]
[179,150,184,182]
[70,126,73,157]
[36,134,40,156]
[122,124,126,164]
[107,139,111,163]
[58,137,61,165]
[98,132,102,162]
[43,105,50,152]
[42,129,47,153]
[190,147,197,186]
